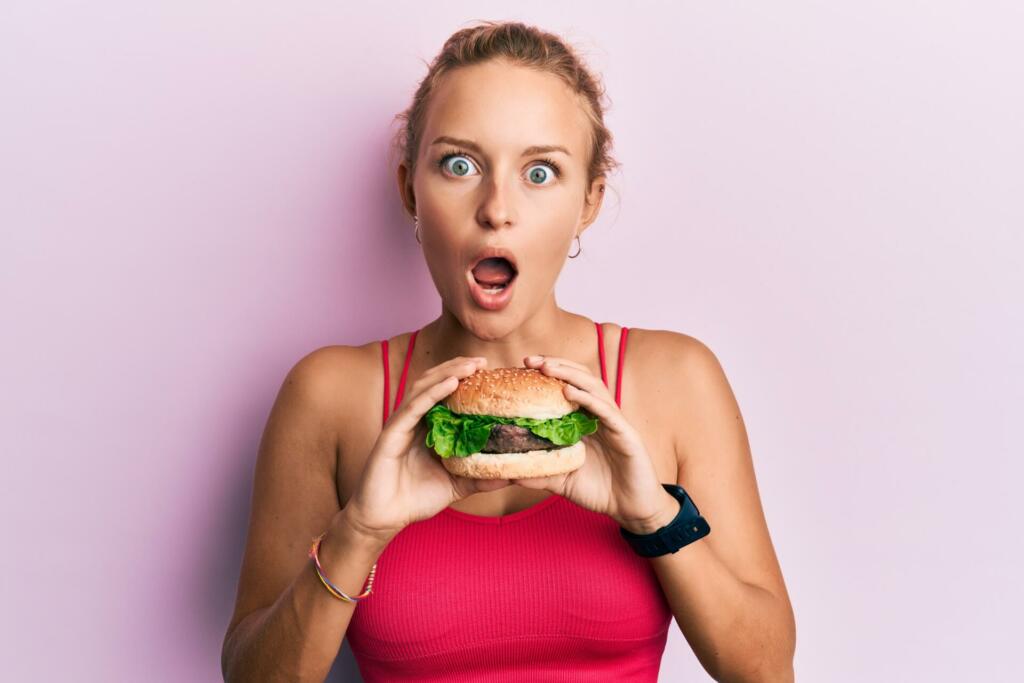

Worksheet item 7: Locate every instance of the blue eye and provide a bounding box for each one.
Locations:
[436,148,563,185]
[439,153,477,177]
[526,163,556,185]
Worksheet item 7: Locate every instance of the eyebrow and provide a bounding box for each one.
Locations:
[430,136,571,157]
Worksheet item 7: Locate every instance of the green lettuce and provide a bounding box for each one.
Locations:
[423,403,599,458]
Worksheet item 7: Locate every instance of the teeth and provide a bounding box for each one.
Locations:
[474,276,510,294]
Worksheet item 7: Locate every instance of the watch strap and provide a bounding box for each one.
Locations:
[619,483,711,557]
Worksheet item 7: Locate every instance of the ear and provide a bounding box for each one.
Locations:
[577,175,606,237]
[396,161,416,218]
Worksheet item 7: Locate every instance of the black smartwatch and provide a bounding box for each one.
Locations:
[619,483,711,557]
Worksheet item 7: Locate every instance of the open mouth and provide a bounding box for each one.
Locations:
[471,257,518,293]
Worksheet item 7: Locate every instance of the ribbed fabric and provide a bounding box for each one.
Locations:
[347,323,672,681]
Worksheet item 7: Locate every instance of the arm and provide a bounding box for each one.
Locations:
[630,335,797,682]
[222,512,386,683]
[221,346,386,683]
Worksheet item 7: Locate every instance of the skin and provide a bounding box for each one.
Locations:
[222,58,796,682]
[399,58,607,367]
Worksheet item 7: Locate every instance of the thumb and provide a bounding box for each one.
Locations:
[473,478,513,493]
[451,475,511,498]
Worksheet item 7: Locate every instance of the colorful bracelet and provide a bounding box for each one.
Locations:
[308,532,377,603]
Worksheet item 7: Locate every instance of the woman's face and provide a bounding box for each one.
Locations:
[401,59,604,337]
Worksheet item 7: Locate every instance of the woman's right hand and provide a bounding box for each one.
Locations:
[335,356,511,548]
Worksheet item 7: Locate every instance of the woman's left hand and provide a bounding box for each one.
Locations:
[515,355,679,534]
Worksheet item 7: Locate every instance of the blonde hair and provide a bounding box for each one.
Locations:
[391,20,620,193]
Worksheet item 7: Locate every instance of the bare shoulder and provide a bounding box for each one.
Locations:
[623,326,711,371]
[620,327,724,462]
[282,345,358,427]
[284,341,383,453]
[283,344,361,401]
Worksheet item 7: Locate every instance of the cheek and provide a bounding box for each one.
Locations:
[535,216,579,258]
[521,240,571,289]
[531,196,580,235]
[419,174,477,214]
[420,246,461,289]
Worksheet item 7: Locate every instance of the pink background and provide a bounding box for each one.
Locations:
[3,2,1022,681]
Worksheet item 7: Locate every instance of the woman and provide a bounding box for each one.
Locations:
[222,20,795,683]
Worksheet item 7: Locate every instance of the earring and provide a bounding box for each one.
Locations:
[568,233,582,259]
[413,215,421,244]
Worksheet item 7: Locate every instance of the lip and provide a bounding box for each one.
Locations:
[466,266,518,311]
[468,246,519,274]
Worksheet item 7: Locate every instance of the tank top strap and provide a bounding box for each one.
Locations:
[595,321,609,388]
[595,321,629,408]
[615,325,629,408]
[381,329,419,426]
[380,339,390,427]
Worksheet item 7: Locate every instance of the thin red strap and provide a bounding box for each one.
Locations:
[595,322,627,407]
[381,330,419,425]
[380,339,390,426]
[393,329,418,414]
[615,326,629,408]
[595,322,609,387]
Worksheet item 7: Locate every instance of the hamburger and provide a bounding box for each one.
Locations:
[423,367,599,479]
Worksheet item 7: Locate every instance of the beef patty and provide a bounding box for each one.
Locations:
[481,423,567,453]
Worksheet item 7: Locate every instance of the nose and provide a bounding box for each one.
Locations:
[475,174,515,231]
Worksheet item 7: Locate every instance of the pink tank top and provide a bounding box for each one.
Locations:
[346,322,673,681]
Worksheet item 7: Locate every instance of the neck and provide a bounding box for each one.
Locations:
[423,296,589,369]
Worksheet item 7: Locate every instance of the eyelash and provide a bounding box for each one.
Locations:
[436,147,562,178]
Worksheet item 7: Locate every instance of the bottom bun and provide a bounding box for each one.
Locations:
[439,440,586,480]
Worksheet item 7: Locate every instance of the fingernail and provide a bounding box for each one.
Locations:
[526,355,542,362]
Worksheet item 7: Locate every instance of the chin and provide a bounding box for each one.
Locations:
[458,308,521,340]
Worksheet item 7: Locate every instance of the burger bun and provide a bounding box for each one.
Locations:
[440,440,586,480]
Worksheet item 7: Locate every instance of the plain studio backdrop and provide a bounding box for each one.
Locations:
[2,1,1021,681]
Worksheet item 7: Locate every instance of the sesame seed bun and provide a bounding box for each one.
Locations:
[444,367,578,419]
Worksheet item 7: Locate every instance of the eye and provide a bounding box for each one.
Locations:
[526,158,562,186]
[438,150,478,177]
[437,148,563,186]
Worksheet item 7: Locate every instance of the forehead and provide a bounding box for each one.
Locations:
[421,60,590,159]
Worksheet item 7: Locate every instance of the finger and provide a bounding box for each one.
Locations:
[450,474,512,498]
[430,355,488,375]
[409,356,487,395]
[523,355,590,372]
[468,479,512,493]
[398,356,486,414]
[387,365,473,434]
[560,382,631,435]
[511,473,566,492]
[471,477,512,493]
[534,359,611,399]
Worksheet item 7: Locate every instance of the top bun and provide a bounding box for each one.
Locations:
[444,367,578,419]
